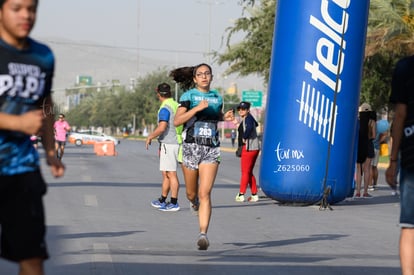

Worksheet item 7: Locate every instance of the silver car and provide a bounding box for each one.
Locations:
[68,130,120,146]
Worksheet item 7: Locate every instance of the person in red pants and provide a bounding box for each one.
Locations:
[232,101,261,202]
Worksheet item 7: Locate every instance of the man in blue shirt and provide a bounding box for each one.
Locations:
[146,83,182,212]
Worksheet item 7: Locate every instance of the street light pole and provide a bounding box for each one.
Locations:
[196,0,223,63]
[136,0,141,77]
[132,114,136,135]
[219,74,228,139]
[208,1,212,64]
[221,88,225,139]
[175,53,179,101]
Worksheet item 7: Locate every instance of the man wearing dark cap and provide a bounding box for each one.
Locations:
[146,83,183,211]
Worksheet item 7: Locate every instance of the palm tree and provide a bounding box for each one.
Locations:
[366,0,414,58]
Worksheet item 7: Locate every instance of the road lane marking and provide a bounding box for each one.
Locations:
[82,175,92,182]
[92,243,115,274]
[221,178,238,185]
[92,243,113,262]
[84,195,98,207]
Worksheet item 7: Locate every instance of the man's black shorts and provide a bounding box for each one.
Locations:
[56,140,66,147]
[0,170,49,262]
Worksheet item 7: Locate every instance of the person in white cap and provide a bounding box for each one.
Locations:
[355,103,376,198]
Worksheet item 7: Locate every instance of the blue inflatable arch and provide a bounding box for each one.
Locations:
[260,0,370,204]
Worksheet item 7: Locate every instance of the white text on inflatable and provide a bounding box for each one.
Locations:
[304,0,349,93]
[298,0,349,145]
[275,142,305,162]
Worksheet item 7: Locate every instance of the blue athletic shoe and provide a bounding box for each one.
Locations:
[159,202,180,212]
[151,199,166,209]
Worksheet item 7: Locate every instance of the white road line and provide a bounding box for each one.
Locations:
[92,243,113,263]
[84,195,98,207]
[82,175,92,182]
[92,243,115,274]
[221,178,238,185]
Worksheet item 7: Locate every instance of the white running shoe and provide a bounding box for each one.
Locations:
[248,195,259,202]
[197,233,209,250]
[235,194,245,202]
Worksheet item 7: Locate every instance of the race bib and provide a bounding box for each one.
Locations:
[193,121,218,146]
[194,122,216,138]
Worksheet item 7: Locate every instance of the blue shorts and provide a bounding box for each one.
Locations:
[182,142,221,170]
[0,170,48,262]
[399,169,414,228]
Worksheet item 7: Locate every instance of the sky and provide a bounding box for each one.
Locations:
[31,0,265,93]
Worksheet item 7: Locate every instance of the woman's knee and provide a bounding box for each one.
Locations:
[186,189,197,201]
[198,188,212,201]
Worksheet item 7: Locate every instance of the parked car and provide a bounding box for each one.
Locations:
[68,130,120,146]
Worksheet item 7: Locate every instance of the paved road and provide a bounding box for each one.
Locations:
[0,139,401,275]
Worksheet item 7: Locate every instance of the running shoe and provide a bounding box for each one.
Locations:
[235,194,245,202]
[248,194,259,202]
[190,198,199,215]
[151,199,166,209]
[159,202,180,212]
[197,233,209,250]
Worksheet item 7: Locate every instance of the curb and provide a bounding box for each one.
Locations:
[220,146,237,153]
[378,162,389,170]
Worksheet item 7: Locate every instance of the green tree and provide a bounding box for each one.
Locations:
[223,93,240,111]
[127,68,176,130]
[361,0,414,112]
[66,86,126,132]
[67,68,176,134]
[66,94,94,128]
[214,0,276,84]
[360,51,396,112]
[217,0,414,112]
[366,0,414,57]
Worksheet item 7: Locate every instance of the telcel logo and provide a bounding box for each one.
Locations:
[298,0,350,145]
[305,0,350,93]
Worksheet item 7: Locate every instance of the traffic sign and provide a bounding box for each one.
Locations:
[242,90,263,107]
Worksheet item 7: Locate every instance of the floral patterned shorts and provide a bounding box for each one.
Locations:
[182,142,220,170]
